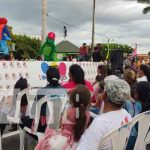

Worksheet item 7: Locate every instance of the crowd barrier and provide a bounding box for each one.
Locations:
[0,61,100,89]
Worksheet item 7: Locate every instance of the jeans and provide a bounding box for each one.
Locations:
[89,107,100,115]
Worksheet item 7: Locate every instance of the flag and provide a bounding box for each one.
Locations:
[132,46,137,57]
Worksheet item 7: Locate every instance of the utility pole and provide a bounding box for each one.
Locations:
[91,0,96,59]
[42,0,47,43]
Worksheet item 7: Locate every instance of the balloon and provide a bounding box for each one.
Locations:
[41,62,49,74]
[58,62,67,77]
[48,32,55,40]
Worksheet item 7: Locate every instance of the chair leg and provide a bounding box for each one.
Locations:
[20,128,25,150]
[0,134,2,150]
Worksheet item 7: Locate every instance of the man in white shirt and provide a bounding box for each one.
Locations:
[77,77,131,150]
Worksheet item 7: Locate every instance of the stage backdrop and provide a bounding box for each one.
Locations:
[0,61,100,89]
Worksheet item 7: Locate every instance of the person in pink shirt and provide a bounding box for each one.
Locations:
[62,64,94,95]
[35,85,91,150]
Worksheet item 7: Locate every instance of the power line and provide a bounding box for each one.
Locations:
[47,13,107,38]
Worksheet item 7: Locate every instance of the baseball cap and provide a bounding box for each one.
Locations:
[104,75,119,83]
[105,78,131,104]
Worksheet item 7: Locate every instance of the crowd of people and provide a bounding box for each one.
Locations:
[78,43,104,62]
[0,59,150,150]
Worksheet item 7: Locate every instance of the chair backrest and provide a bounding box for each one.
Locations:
[129,110,150,150]
[99,110,150,150]
[10,87,40,120]
[0,88,13,115]
[99,122,131,150]
[34,94,68,132]
[25,87,40,116]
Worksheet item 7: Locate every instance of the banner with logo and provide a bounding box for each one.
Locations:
[0,61,100,89]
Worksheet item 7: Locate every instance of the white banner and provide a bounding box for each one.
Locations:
[0,61,100,89]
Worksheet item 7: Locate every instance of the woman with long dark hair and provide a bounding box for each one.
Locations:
[137,64,150,82]
[63,64,94,94]
[69,85,91,142]
[92,65,107,103]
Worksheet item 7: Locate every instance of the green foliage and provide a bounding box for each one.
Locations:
[148,52,150,55]
[12,34,41,59]
[7,26,41,60]
[88,43,133,60]
[99,43,133,59]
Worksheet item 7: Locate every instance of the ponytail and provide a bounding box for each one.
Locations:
[51,78,59,87]
[74,104,87,141]
[69,85,91,142]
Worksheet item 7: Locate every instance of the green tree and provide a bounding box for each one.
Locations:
[100,43,133,59]
[12,34,41,59]
[7,26,41,59]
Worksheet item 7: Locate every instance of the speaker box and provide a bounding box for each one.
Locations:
[110,50,123,75]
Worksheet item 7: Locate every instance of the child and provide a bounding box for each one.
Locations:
[35,85,91,150]
[92,75,102,103]
[90,81,105,114]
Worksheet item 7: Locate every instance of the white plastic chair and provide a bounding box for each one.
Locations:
[99,110,150,150]
[129,110,150,150]
[99,122,131,150]
[0,89,13,115]
[0,88,13,150]
[20,94,68,150]
[7,87,40,124]
[0,87,39,150]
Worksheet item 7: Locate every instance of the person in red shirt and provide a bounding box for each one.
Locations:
[79,43,89,61]
[62,64,94,95]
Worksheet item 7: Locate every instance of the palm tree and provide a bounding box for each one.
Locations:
[138,0,150,14]
[143,6,150,14]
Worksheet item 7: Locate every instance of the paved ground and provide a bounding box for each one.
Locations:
[2,125,36,150]
[2,125,150,150]
[0,97,37,150]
